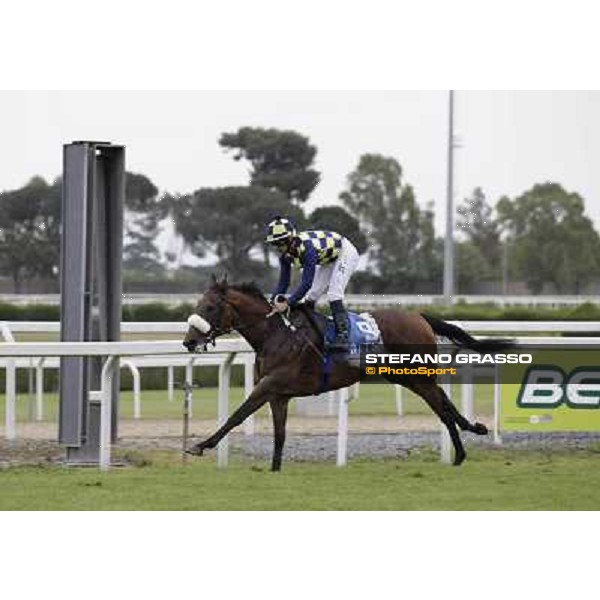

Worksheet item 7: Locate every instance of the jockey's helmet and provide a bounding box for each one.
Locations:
[265,217,296,245]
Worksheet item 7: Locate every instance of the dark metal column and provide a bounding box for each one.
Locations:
[59,143,92,448]
[59,141,125,464]
[96,146,124,438]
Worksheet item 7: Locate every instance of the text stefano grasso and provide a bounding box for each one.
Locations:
[364,352,532,365]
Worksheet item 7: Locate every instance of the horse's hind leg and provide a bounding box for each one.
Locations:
[439,387,488,435]
[384,376,467,466]
[396,376,489,436]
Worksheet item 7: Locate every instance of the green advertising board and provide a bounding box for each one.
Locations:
[501,348,600,431]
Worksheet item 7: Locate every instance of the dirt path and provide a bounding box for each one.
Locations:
[0,414,448,466]
[1,413,446,442]
[2,415,598,467]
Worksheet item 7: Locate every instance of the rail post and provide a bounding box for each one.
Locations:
[217,353,235,468]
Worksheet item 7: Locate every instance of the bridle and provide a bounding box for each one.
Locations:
[191,294,271,350]
[190,293,326,360]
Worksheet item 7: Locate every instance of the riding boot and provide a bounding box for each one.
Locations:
[329,299,349,352]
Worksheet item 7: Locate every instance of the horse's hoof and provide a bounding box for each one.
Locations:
[472,422,488,435]
[186,446,204,457]
[453,453,466,466]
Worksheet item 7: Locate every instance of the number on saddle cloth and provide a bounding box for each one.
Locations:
[324,311,382,357]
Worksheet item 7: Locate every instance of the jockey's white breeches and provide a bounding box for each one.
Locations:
[305,238,360,303]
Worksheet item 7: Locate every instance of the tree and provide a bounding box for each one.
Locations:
[219,127,320,202]
[125,172,160,211]
[171,186,305,282]
[123,172,166,275]
[496,183,600,293]
[122,220,165,275]
[0,177,61,292]
[0,172,166,291]
[306,205,368,253]
[456,187,501,275]
[340,154,441,291]
[455,241,493,292]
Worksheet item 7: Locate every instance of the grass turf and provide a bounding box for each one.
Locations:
[6,381,591,511]
[1,446,599,510]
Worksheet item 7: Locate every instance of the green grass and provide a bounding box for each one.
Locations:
[1,382,495,421]
[1,446,599,510]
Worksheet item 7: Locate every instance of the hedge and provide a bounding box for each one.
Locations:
[2,301,600,322]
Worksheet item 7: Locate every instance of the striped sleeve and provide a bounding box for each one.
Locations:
[288,243,318,305]
[273,255,292,298]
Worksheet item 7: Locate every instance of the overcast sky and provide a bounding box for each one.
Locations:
[1,90,599,236]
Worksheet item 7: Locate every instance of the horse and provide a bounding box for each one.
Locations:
[182,276,512,471]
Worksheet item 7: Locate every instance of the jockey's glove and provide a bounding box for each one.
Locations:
[272,294,290,313]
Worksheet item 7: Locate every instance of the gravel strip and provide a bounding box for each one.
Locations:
[228,431,600,462]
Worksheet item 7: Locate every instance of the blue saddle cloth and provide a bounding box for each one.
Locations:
[324,311,381,357]
[317,311,380,394]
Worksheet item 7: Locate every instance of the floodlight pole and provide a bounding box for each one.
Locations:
[443,90,455,304]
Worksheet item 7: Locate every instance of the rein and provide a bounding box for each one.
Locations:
[268,305,326,361]
[200,297,326,361]
[200,304,267,348]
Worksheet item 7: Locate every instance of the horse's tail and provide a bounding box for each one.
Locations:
[421,313,514,353]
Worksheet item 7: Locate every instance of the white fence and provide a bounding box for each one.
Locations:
[0,321,256,427]
[0,352,256,422]
[0,338,252,470]
[4,319,598,422]
[2,321,600,469]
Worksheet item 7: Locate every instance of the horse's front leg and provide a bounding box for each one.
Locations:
[187,376,279,457]
[270,398,290,472]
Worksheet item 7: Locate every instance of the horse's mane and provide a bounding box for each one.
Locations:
[229,281,270,305]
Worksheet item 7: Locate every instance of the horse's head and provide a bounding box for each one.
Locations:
[183,275,238,352]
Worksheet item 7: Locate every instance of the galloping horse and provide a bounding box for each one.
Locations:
[183,277,512,471]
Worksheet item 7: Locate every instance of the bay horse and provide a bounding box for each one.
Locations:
[183,277,512,471]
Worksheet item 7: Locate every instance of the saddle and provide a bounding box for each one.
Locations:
[293,305,382,360]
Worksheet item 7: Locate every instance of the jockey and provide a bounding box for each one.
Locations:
[265,216,360,351]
